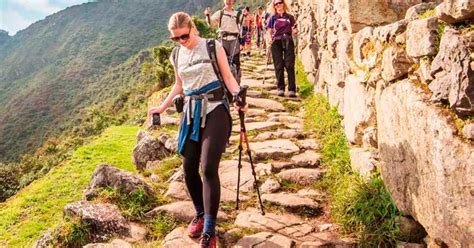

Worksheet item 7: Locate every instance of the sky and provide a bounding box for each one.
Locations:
[0,0,93,36]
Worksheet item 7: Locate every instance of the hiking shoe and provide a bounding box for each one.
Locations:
[187,215,204,238]
[277,90,285,97]
[288,91,296,97]
[200,233,217,248]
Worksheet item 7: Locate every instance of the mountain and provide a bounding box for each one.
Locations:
[0,30,9,45]
[0,0,218,162]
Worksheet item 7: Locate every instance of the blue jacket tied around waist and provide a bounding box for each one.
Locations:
[177,80,228,155]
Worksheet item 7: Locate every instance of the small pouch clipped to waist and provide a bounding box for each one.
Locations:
[173,94,184,113]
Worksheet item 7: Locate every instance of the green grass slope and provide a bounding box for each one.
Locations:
[0,125,140,247]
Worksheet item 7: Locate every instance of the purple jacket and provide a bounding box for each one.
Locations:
[266,13,295,40]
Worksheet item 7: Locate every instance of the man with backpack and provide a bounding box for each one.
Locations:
[205,0,242,84]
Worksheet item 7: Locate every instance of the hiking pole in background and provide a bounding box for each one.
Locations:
[235,85,265,215]
[262,46,270,85]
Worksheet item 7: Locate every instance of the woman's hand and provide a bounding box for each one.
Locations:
[147,106,165,119]
[234,103,249,113]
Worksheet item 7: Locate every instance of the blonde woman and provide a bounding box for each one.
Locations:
[148,12,247,248]
[266,0,298,97]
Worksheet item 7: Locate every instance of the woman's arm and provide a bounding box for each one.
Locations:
[147,69,183,117]
[216,45,248,111]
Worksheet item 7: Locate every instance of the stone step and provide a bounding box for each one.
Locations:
[253,129,303,142]
[234,208,314,239]
[249,139,300,160]
[296,139,320,151]
[277,168,323,186]
[247,97,285,112]
[234,232,296,248]
[161,227,209,248]
[290,150,322,168]
[146,201,228,222]
[230,108,267,119]
[164,181,190,201]
[268,115,304,125]
[241,79,277,90]
[219,160,255,193]
[231,121,283,133]
[261,192,319,209]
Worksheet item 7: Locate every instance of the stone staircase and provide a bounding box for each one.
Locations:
[47,50,358,248]
[155,52,355,248]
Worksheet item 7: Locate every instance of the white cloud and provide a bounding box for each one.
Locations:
[0,9,33,35]
[14,0,61,15]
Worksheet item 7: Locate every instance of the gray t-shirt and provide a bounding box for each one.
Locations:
[210,9,240,40]
[172,38,225,117]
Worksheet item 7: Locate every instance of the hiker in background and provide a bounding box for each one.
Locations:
[255,6,264,52]
[240,6,253,57]
[263,2,272,63]
[205,0,243,83]
[148,12,247,248]
[267,0,298,97]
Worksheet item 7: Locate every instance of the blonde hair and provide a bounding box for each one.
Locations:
[168,12,193,30]
[269,0,288,15]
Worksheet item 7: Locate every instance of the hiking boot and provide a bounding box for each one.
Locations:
[200,232,217,248]
[187,215,204,238]
[288,91,296,97]
[277,90,285,97]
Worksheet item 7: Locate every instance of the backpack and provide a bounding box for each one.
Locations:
[171,40,235,103]
[269,14,292,30]
[219,9,242,30]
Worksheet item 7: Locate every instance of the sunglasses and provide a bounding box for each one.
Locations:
[170,28,191,42]
[274,2,283,6]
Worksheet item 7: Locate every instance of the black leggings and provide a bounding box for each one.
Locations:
[271,38,296,92]
[182,105,231,217]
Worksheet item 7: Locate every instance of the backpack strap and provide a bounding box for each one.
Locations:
[219,9,242,30]
[206,39,231,102]
[206,39,224,83]
[236,11,242,26]
[219,10,224,28]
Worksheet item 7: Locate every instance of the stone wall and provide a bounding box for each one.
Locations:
[293,0,473,246]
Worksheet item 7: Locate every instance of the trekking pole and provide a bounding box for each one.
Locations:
[234,85,265,215]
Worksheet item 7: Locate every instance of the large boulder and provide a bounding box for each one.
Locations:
[348,0,423,33]
[64,201,130,242]
[353,27,374,67]
[132,131,169,171]
[83,164,154,200]
[373,20,408,43]
[406,17,439,58]
[436,0,474,24]
[377,79,474,246]
[382,46,413,82]
[350,148,378,178]
[343,75,376,145]
[429,27,474,116]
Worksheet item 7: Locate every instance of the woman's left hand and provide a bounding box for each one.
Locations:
[234,103,249,112]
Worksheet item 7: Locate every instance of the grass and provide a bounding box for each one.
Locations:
[0,125,140,247]
[296,59,314,98]
[96,186,161,221]
[419,8,435,19]
[146,211,180,240]
[303,94,401,246]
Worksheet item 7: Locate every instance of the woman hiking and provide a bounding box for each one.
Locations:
[267,0,298,97]
[147,12,247,248]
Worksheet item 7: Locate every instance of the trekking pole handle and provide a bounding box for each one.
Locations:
[234,85,248,108]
